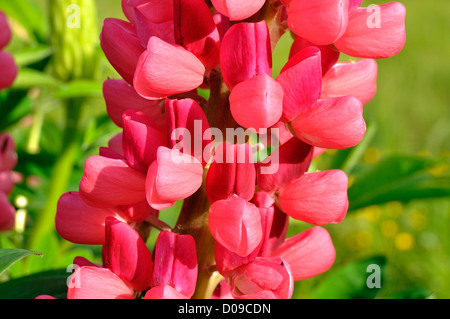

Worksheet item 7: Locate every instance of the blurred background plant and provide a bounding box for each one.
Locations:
[0,0,448,299]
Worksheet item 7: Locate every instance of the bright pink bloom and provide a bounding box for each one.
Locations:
[220,21,272,91]
[334,2,407,59]
[206,143,255,204]
[290,96,366,149]
[278,170,349,225]
[209,195,263,257]
[103,217,154,292]
[67,266,135,299]
[230,257,294,299]
[272,226,336,281]
[152,231,198,298]
[321,59,378,105]
[145,147,203,210]
[229,73,283,129]
[134,36,205,100]
[100,18,144,84]
[288,0,349,46]
[211,0,265,21]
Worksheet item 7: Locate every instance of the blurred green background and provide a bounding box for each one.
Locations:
[0,0,448,299]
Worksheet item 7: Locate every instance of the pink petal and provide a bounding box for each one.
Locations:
[103,79,165,128]
[79,155,147,208]
[165,98,212,165]
[0,192,15,232]
[276,47,322,122]
[278,170,349,225]
[154,147,204,202]
[257,137,313,193]
[0,51,18,90]
[144,285,189,299]
[230,257,294,299]
[321,59,378,105]
[272,226,336,281]
[152,231,198,298]
[35,295,57,299]
[0,11,12,49]
[145,161,176,210]
[349,0,363,11]
[174,0,220,70]
[133,37,205,99]
[55,192,125,245]
[259,205,289,257]
[129,0,175,46]
[117,200,157,223]
[67,266,134,299]
[0,171,14,194]
[230,73,283,130]
[220,21,272,91]
[122,110,167,171]
[289,36,340,75]
[121,0,136,24]
[206,143,256,204]
[211,0,265,21]
[209,195,262,257]
[334,2,406,58]
[103,217,153,292]
[290,96,366,149]
[0,133,17,171]
[100,18,144,84]
[99,133,124,160]
[288,0,349,45]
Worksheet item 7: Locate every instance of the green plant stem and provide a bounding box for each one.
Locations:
[28,99,83,251]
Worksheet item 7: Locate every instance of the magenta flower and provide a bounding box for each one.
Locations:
[53,0,406,299]
[0,11,17,90]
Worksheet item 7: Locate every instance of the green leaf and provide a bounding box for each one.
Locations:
[0,249,43,277]
[14,45,54,67]
[12,68,62,89]
[0,269,69,299]
[311,256,386,299]
[348,154,450,211]
[53,80,103,99]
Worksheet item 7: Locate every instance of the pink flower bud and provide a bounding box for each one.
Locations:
[152,231,198,298]
[321,59,378,105]
[209,195,262,257]
[0,11,12,49]
[272,226,336,281]
[288,0,349,45]
[206,143,255,204]
[276,47,322,122]
[67,266,135,299]
[103,217,154,292]
[290,96,366,149]
[134,37,205,100]
[100,18,144,84]
[122,110,167,172]
[230,73,284,130]
[334,2,406,58]
[103,79,165,129]
[278,170,349,225]
[79,155,147,208]
[0,51,17,90]
[55,192,126,245]
[220,21,272,91]
[211,0,265,21]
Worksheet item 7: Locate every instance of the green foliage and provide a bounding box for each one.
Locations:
[0,249,42,277]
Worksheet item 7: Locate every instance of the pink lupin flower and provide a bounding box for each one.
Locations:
[103,79,165,129]
[145,146,203,210]
[103,217,154,292]
[209,195,263,257]
[0,11,17,90]
[321,58,378,105]
[206,142,255,204]
[271,226,336,281]
[278,169,349,225]
[149,231,198,298]
[211,0,266,21]
[100,18,145,84]
[133,36,206,100]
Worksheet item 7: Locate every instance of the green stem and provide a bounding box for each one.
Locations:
[28,99,83,250]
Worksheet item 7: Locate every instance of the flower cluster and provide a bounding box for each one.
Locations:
[0,11,17,90]
[53,0,406,299]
